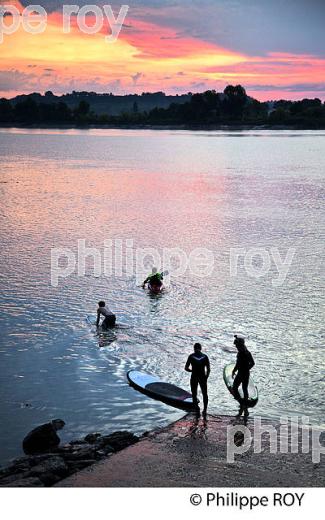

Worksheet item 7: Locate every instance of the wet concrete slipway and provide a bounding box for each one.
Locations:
[57,414,325,487]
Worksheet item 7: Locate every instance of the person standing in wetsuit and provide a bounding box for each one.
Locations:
[185,343,210,417]
[96,301,116,329]
[232,334,255,417]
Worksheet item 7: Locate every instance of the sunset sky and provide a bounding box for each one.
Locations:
[0,0,324,100]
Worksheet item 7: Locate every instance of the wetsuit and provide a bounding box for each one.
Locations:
[185,352,210,411]
[232,348,255,405]
[144,272,163,288]
[97,306,116,328]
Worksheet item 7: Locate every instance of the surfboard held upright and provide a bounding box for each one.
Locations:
[223,363,258,408]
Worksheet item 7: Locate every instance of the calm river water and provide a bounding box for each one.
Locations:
[0,128,324,464]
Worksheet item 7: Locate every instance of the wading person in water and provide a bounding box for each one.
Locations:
[232,334,255,417]
[96,301,116,329]
[185,343,210,417]
[142,267,164,289]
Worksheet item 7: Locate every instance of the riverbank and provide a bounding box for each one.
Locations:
[0,414,323,487]
[57,414,324,487]
[1,123,325,131]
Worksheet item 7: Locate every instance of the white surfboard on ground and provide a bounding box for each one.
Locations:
[127,370,197,412]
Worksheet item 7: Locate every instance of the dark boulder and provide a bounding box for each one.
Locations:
[5,477,44,487]
[37,472,62,487]
[69,440,88,446]
[84,433,102,444]
[63,446,97,461]
[100,431,139,451]
[0,471,33,486]
[0,462,30,479]
[29,456,68,478]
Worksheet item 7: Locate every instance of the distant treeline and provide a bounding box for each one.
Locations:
[1,85,325,128]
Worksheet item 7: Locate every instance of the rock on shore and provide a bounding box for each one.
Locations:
[0,431,139,487]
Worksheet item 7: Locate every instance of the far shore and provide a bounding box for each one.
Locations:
[1,123,325,131]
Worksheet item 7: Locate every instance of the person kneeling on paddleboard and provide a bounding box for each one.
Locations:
[185,343,210,417]
[96,301,116,329]
[232,334,255,417]
[142,267,164,290]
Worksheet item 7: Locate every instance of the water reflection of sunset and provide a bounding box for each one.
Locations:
[0,130,228,262]
[1,129,325,466]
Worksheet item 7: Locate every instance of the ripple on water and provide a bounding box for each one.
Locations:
[0,129,324,464]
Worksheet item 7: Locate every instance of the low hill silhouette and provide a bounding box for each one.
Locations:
[1,85,324,128]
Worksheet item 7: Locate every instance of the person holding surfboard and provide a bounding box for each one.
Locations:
[185,343,210,417]
[96,301,116,329]
[232,334,255,417]
[142,267,164,290]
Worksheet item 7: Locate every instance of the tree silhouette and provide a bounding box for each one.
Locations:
[0,98,13,122]
[0,85,323,128]
[15,98,39,122]
[223,85,247,120]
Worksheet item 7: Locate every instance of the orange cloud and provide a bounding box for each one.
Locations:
[0,5,324,100]
[200,52,325,91]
